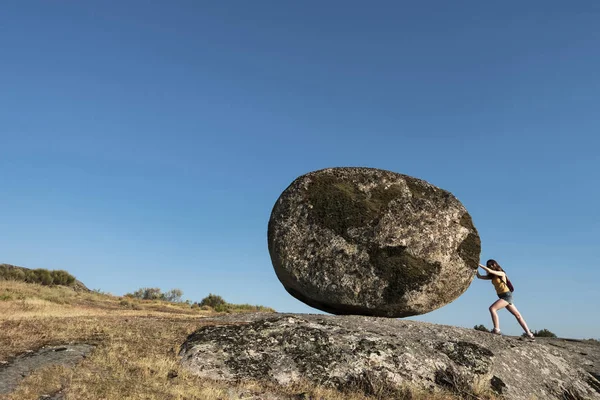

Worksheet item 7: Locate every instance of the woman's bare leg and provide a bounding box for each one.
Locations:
[506,304,532,334]
[489,299,509,331]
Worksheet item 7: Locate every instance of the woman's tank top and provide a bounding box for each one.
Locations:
[492,275,509,295]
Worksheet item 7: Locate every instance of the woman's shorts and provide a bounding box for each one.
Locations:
[498,291,514,305]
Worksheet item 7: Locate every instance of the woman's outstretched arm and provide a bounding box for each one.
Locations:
[476,270,492,280]
[478,263,506,277]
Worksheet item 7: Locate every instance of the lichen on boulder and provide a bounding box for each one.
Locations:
[268,167,480,317]
[180,313,600,400]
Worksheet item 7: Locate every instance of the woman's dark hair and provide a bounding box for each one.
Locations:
[486,259,505,273]
[487,259,513,290]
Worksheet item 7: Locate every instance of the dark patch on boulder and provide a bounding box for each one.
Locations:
[434,366,473,395]
[457,214,481,269]
[368,246,441,303]
[491,375,507,394]
[306,173,402,240]
[405,177,439,201]
[437,341,494,375]
[340,370,409,398]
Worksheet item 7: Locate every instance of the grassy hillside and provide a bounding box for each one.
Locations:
[0,279,500,400]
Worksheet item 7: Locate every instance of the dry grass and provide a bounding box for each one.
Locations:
[1,281,500,400]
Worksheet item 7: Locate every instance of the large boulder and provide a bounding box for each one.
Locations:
[180,313,600,400]
[267,167,480,317]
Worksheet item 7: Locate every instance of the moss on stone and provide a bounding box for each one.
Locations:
[369,184,404,210]
[457,213,481,269]
[368,246,441,303]
[282,327,340,376]
[306,175,368,238]
[306,174,402,239]
[405,178,437,200]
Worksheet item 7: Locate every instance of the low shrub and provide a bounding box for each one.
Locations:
[213,303,232,313]
[35,269,54,285]
[229,303,276,312]
[119,299,141,310]
[195,294,275,313]
[199,293,226,308]
[51,270,76,285]
[522,328,558,338]
[533,329,557,338]
[0,264,76,287]
[126,287,184,302]
[0,266,26,281]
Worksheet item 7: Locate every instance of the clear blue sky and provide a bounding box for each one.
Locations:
[1,1,598,339]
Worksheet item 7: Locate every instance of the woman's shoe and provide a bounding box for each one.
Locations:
[526,332,536,341]
[491,328,501,335]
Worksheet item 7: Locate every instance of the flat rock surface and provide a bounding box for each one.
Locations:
[0,344,94,395]
[268,167,481,317]
[181,313,600,400]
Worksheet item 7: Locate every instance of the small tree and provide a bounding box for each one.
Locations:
[164,289,183,303]
[474,324,490,333]
[125,287,185,302]
[199,293,226,308]
[128,287,164,300]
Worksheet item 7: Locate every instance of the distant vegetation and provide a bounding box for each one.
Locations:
[520,329,558,338]
[194,293,275,313]
[529,329,558,338]
[475,325,560,339]
[125,288,275,313]
[2,262,273,313]
[125,287,184,302]
[198,293,226,308]
[0,264,76,286]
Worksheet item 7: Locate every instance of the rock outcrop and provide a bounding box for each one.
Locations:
[0,344,95,395]
[267,167,480,317]
[180,313,600,400]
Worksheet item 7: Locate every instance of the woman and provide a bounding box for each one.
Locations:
[476,259,535,339]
